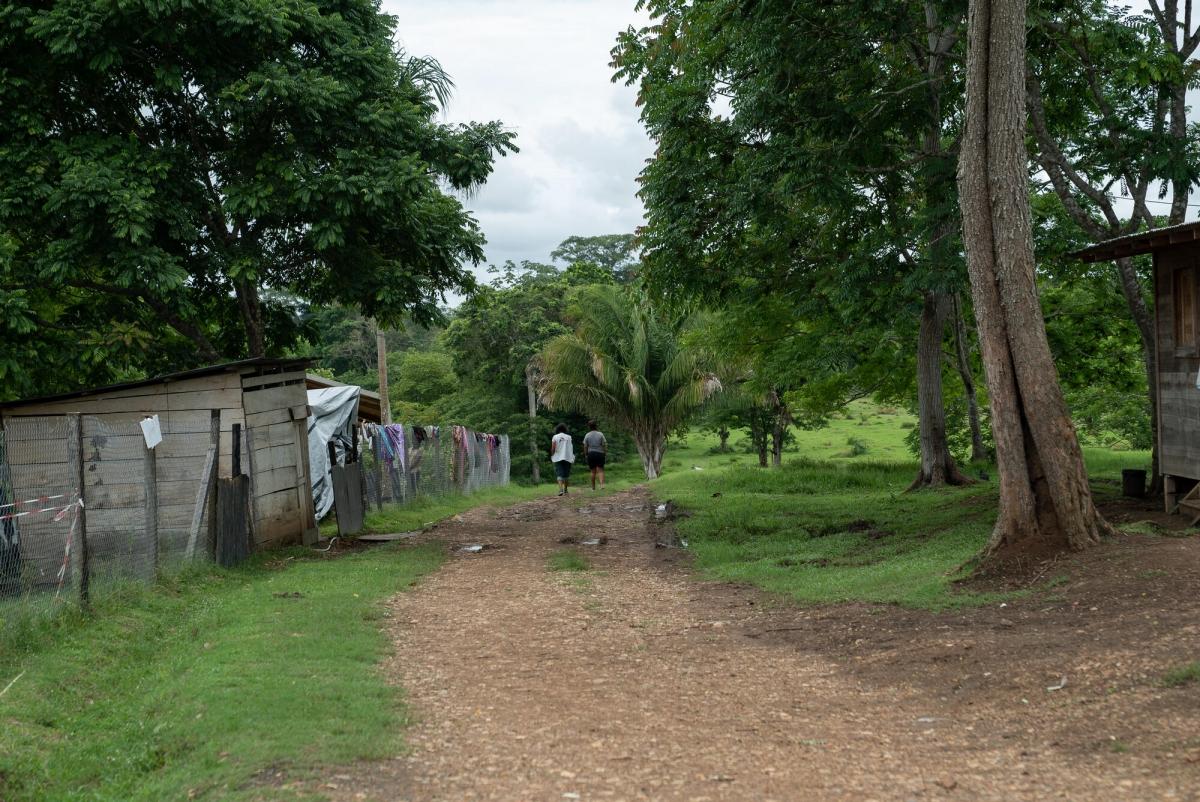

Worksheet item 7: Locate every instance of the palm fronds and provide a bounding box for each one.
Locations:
[538,286,722,476]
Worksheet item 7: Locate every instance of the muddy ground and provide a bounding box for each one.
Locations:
[314,488,1200,801]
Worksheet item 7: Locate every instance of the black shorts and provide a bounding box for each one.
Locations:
[554,460,572,480]
[587,451,606,469]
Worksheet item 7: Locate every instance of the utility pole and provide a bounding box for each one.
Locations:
[376,324,392,425]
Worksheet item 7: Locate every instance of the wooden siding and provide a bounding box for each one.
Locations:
[1156,243,1200,481]
[1,365,316,573]
[240,375,310,546]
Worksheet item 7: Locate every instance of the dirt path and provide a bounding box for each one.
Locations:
[322,488,1200,801]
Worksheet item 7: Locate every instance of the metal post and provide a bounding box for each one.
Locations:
[73,414,90,610]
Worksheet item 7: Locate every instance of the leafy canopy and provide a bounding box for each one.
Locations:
[0,0,515,395]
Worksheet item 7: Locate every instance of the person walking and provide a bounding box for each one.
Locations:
[549,423,575,496]
[582,420,607,491]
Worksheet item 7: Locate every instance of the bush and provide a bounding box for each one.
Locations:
[845,437,869,457]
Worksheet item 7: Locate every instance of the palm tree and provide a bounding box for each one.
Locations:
[539,286,721,479]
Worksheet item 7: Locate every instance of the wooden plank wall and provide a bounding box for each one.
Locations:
[1,372,247,585]
[240,371,311,546]
[1156,243,1200,481]
[1,365,314,573]
[1,416,76,591]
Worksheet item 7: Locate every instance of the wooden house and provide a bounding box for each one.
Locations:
[0,359,318,562]
[1075,221,1200,517]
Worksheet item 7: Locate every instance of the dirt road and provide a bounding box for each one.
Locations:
[323,488,1200,801]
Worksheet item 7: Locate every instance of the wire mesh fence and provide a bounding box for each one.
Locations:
[356,424,510,513]
[2,412,511,634]
[1,414,224,638]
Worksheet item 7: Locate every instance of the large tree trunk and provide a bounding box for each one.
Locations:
[718,427,730,452]
[958,0,1112,563]
[525,363,540,484]
[952,293,989,462]
[235,279,266,357]
[634,431,666,480]
[769,390,788,468]
[912,23,970,489]
[911,290,972,488]
[750,417,768,467]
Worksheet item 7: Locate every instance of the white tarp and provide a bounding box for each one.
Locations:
[307,385,361,520]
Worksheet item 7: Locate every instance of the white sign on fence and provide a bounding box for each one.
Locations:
[140,415,162,449]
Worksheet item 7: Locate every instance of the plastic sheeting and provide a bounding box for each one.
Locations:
[307,385,361,520]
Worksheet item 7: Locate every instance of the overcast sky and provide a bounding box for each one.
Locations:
[383,1,652,281]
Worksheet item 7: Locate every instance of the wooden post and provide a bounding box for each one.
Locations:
[73,414,90,610]
[377,326,392,425]
[243,425,259,547]
[295,417,319,545]
[143,430,158,580]
[205,409,220,559]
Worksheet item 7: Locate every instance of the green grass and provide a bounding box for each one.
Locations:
[645,404,1154,610]
[653,458,1000,609]
[547,548,590,572]
[0,543,444,801]
[342,483,547,537]
[1163,661,1200,688]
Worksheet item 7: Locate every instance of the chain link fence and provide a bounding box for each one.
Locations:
[1,414,231,638]
[357,424,510,512]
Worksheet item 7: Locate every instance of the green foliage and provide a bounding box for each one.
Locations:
[539,286,721,477]
[302,305,442,389]
[1032,193,1154,450]
[0,544,443,800]
[550,234,639,284]
[612,0,982,460]
[845,437,869,457]
[442,259,631,482]
[0,0,515,394]
[393,351,457,406]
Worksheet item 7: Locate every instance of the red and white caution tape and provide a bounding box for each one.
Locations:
[0,493,67,512]
[0,501,77,522]
[53,495,84,600]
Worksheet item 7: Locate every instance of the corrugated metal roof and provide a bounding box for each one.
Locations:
[0,357,311,409]
[1072,221,1200,263]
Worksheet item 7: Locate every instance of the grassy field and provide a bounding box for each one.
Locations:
[0,543,443,801]
[648,402,1154,609]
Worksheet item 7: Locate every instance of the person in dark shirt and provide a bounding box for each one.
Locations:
[582,420,607,491]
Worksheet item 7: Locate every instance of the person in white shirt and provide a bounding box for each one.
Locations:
[549,423,575,496]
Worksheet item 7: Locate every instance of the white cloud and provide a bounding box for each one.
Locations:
[383,0,653,278]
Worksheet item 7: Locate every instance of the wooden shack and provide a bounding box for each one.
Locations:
[0,359,318,555]
[1075,221,1200,517]
[305,374,383,423]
